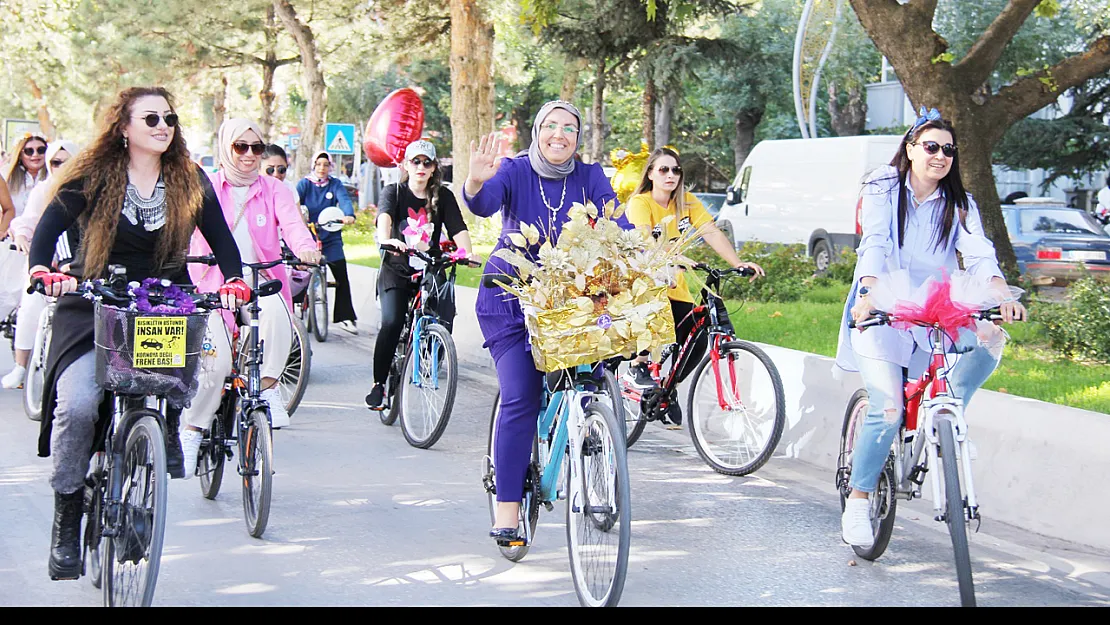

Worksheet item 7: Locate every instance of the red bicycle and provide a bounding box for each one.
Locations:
[607,264,785,476]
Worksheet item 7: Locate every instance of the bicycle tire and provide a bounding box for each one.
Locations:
[198,399,232,500]
[399,323,458,449]
[837,389,897,561]
[103,413,167,607]
[484,392,541,562]
[937,413,976,607]
[312,267,329,342]
[605,360,648,447]
[565,400,631,607]
[380,350,404,426]
[599,368,636,447]
[278,316,311,416]
[84,453,106,589]
[687,340,785,476]
[241,408,274,538]
[23,309,49,421]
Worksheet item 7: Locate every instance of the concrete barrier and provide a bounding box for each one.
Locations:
[348,263,1110,552]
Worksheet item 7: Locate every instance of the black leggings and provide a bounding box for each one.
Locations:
[373,283,417,384]
[328,259,357,323]
[639,299,702,383]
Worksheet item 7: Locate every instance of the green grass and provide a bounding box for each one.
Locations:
[343,230,491,289]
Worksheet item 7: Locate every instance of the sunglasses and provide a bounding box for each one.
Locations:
[49,159,67,168]
[656,165,683,176]
[913,140,957,158]
[22,145,47,156]
[265,165,288,175]
[540,123,579,135]
[409,157,434,168]
[134,113,179,128]
[232,142,266,156]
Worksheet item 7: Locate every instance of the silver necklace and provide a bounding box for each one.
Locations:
[538,176,567,233]
[122,179,167,231]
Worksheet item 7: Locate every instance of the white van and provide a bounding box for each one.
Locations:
[717,135,903,271]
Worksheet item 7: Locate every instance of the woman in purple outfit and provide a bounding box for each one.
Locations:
[465,101,624,544]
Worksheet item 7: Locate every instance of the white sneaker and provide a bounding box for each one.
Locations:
[337,320,358,336]
[841,497,875,548]
[262,387,290,429]
[179,430,204,481]
[2,365,26,389]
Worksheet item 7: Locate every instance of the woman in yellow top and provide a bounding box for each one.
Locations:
[624,147,764,424]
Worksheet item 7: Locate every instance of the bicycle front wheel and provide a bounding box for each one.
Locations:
[23,312,49,421]
[103,414,167,607]
[687,340,785,476]
[198,400,232,500]
[399,323,458,449]
[241,408,274,538]
[566,400,631,607]
[937,413,976,607]
[311,267,329,342]
[277,316,311,416]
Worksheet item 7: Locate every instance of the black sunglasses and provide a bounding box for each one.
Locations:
[265,165,288,175]
[22,145,47,156]
[656,165,682,176]
[49,159,66,168]
[410,157,434,168]
[135,113,179,128]
[232,142,266,156]
[913,140,957,158]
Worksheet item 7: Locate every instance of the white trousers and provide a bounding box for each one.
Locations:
[15,290,46,352]
[182,297,294,430]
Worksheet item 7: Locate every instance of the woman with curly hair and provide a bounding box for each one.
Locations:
[29,86,245,581]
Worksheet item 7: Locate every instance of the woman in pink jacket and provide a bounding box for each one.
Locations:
[179,118,320,478]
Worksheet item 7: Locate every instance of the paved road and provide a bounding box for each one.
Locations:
[1,329,1108,606]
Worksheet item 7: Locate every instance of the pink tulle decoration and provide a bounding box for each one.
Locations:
[890,275,978,341]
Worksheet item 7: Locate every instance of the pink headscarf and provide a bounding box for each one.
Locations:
[217,118,264,188]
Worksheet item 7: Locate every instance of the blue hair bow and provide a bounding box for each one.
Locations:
[908,107,942,136]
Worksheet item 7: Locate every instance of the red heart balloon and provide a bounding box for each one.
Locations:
[364,88,425,167]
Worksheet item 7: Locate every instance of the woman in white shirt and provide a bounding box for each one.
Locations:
[836,109,1027,549]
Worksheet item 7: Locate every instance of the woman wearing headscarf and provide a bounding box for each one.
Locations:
[465,100,623,543]
[3,140,81,389]
[296,151,358,334]
[179,119,321,474]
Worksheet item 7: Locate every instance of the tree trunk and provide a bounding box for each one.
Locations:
[828,83,867,137]
[654,88,676,148]
[642,75,656,150]
[589,60,607,163]
[27,79,56,140]
[450,0,495,210]
[561,56,587,102]
[213,75,228,150]
[954,124,1019,278]
[259,4,279,140]
[732,108,762,172]
[273,0,326,179]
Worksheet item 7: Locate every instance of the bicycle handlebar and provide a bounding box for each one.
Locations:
[692,263,756,279]
[185,252,321,270]
[29,277,223,310]
[848,308,1004,330]
[380,243,482,268]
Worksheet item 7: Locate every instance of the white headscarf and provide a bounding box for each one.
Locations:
[525,100,582,180]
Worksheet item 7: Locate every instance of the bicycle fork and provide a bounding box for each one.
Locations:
[922,398,980,527]
[565,393,618,518]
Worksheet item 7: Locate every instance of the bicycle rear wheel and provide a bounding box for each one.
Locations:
[484,393,541,562]
[937,413,976,607]
[599,367,638,447]
[837,389,896,561]
[241,408,274,538]
[566,400,631,607]
[103,414,167,607]
[311,267,329,342]
[399,323,458,449]
[687,340,785,476]
[23,310,49,421]
[198,399,232,500]
[276,316,311,416]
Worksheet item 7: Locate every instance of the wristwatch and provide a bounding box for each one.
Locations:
[858,285,871,297]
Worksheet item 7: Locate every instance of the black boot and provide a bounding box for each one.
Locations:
[48,489,84,580]
[165,410,185,479]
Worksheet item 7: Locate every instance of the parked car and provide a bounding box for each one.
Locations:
[716,135,902,271]
[1004,198,1110,285]
[693,191,732,243]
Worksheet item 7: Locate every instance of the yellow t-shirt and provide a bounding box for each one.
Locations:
[626,191,714,303]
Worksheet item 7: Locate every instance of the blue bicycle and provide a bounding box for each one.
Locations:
[482,363,632,607]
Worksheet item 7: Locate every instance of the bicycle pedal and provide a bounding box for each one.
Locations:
[543,501,554,512]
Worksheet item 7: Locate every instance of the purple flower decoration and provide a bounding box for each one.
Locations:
[596,313,612,330]
[133,278,196,314]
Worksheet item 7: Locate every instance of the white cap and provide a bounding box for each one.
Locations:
[404,140,436,162]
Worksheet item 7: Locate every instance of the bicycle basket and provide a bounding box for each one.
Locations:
[93,302,208,407]
[420,265,456,332]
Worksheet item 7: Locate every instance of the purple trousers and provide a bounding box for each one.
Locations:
[487,332,544,503]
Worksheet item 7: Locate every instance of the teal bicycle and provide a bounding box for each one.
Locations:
[482,361,632,607]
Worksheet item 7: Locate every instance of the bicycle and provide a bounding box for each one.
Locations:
[299,212,344,343]
[606,264,786,476]
[189,253,312,538]
[34,266,219,606]
[480,339,632,606]
[836,306,1007,608]
[375,243,478,449]
[23,294,55,421]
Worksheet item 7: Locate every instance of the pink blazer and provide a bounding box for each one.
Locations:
[189,172,316,331]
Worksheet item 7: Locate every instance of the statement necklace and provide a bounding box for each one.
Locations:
[538,176,567,233]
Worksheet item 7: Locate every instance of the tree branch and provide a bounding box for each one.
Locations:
[954,0,1041,88]
[848,0,949,77]
[993,36,1110,126]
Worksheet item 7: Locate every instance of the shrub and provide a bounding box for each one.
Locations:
[1037,277,1110,364]
[686,241,856,303]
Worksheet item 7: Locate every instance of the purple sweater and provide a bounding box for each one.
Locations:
[466,155,622,347]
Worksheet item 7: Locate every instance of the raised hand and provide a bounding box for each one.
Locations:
[465,132,504,195]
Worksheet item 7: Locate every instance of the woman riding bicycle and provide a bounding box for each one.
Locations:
[465,100,625,543]
[836,108,1026,549]
[365,139,478,411]
[622,147,764,425]
[28,87,245,581]
[2,133,49,224]
[179,118,321,475]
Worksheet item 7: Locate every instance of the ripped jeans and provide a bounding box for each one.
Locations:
[848,328,1000,493]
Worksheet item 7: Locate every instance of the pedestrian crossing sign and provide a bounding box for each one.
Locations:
[324,123,356,155]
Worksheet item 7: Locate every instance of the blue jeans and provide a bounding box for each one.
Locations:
[848,328,1000,493]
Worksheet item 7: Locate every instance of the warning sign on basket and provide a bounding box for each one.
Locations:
[133,317,187,368]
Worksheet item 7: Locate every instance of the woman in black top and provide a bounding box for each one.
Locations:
[365,140,478,411]
[29,87,246,581]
